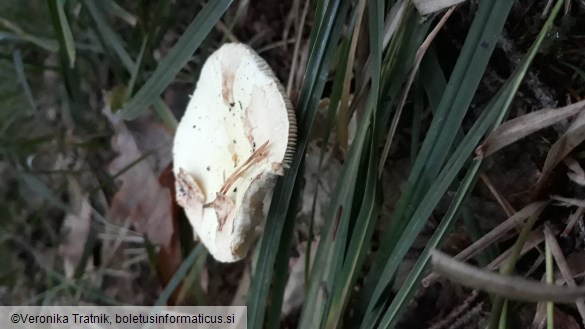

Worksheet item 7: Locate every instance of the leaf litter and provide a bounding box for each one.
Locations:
[103,105,174,247]
[5,1,585,326]
[58,181,92,278]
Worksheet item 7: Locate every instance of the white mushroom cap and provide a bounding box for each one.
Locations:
[173,43,296,262]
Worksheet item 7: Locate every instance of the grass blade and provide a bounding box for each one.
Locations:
[325,141,380,329]
[154,244,204,306]
[373,0,565,321]
[366,104,498,329]
[321,1,384,327]
[82,0,177,130]
[121,0,232,120]
[297,0,386,327]
[379,160,480,328]
[47,0,88,129]
[126,35,148,97]
[247,0,352,327]
[477,100,585,158]
[265,180,302,328]
[362,2,516,324]
[82,0,134,72]
[0,17,58,52]
[486,0,567,324]
[55,0,76,68]
[545,232,554,329]
[12,49,37,112]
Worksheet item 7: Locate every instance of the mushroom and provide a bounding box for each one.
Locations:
[172,43,297,262]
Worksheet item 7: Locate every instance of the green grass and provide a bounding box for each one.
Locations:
[1,0,582,327]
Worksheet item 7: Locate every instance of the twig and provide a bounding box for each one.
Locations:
[431,250,585,303]
[423,201,548,286]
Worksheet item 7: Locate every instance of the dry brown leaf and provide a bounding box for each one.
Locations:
[532,300,547,329]
[108,126,173,246]
[536,108,585,193]
[532,303,581,329]
[477,100,585,159]
[551,195,585,208]
[544,224,585,326]
[564,251,585,280]
[282,238,319,317]
[300,142,342,234]
[486,224,558,272]
[156,163,185,305]
[58,184,92,278]
[550,308,581,329]
[562,205,585,236]
[381,158,410,218]
[104,107,174,247]
[565,157,585,186]
[231,265,249,306]
[423,201,549,287]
